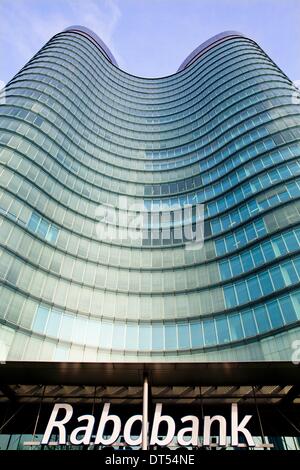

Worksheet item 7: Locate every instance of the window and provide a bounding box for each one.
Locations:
[28,213,40,232]
[251,246,264,266]
[39,220,48,238]
[215,238,226,256]
[59,313,73,342]
[245,223,256,242]
[72,316,87,344]
[278,296,297,324]
[261,240,275,261]
[125,323,138,350]
[281,261,299,285]
[219,260,231,280]
[165,323,177,350]
[293,257,300,277]
[231,256,243,276]
[284,232,299,251]
[241,252,254,271]
[203,319,217,346]
[86,319,101,347]
[190,321,204,348]
[216,317,231,343]
[247,276,262,300]
[224,285,237,308]
[34,116,44,127]
[242,310,257,337]
[269,266,286,290]
[291,291,300,319]
[229,313,244,341]
[267,300,284,328]
[112,323,125,349]
[255,219,266,236]
[152,324,164,350]
[32,305,49,334]
[259,271,274,296]
[27,211,58,244]
[139,324,151,350]
[272,235,287,257]
[236,281,250,304]
[235,229,247,249]
[211,219,221,234]
[226,234,237,251]
[178,323,190,349]
[46,225,59,243]
[99,321,113,349]
[54,345,69,361]
[45,309,61,337]
[253,305,270,333]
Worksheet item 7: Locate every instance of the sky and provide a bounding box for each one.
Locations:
[0,0,300,84]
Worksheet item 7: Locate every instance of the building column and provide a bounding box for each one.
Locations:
[142,373,149,450]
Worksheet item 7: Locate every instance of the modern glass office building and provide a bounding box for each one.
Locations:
[0,26,300,362]
[0,27,300,451]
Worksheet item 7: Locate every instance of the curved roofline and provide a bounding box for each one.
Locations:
[63,25,118,67]
[62,26,248,78]
[177,30,247,71]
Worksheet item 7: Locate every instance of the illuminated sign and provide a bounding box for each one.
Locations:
[41,403,255,447]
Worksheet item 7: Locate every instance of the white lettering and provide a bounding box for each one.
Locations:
[231,403,255,446]
[203,414,227,446]
[94,403,121,445]
[123,414,143,446]
[150,403,176,446]
[105,456,140,467]
[41,403,73,445]
[69,414,95,445]
[41,402,254,448]
[177,415,199,446]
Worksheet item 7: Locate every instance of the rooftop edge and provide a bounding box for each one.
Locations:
[62,26,247,76]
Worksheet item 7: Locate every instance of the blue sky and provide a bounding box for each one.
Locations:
[1,0,300,83]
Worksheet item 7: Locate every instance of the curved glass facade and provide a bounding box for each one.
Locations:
[0,27,300,361]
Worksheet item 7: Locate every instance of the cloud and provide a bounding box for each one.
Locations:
[0,0,123,83]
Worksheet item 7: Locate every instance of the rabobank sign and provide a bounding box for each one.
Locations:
[41,403,255,448]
